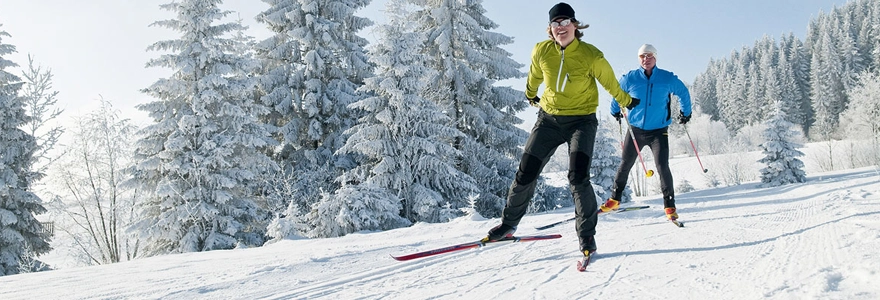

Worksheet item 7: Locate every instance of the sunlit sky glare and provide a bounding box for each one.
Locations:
[0,0,851,131]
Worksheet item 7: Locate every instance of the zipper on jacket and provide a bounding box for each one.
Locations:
[556,48,566,92]
[561,74,569,91]
[642,82,653,126]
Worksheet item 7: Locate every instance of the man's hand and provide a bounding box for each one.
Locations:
[626,98,641,110]
[679,111,691,124]
[528,96,540,107]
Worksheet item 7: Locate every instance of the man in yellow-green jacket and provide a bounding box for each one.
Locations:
[485,2,639,260]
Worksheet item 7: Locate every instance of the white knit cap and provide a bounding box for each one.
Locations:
[638,44,657,56]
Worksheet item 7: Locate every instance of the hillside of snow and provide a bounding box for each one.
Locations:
[2,162,878,299]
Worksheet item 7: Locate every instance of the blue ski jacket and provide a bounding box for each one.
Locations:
[611,66,692,130]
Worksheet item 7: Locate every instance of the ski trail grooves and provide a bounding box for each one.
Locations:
[747,179,853,298]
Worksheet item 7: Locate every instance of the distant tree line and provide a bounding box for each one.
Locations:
[691,0,880,141]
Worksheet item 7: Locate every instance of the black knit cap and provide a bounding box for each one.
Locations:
[548,2,576,22]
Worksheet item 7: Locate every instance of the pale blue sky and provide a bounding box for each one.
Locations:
[0,0,852,130]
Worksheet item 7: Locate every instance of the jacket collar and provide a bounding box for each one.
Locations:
[640,65,658,78]
[556,38,581,51]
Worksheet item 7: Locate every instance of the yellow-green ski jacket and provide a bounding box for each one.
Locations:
[525,39,633,116]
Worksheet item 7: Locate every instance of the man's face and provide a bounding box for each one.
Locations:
[550,18,575,46]
[639,52,656,70]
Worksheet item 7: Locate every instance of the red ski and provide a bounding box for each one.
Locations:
[392,234,562,261]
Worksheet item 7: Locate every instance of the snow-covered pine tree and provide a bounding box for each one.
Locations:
[746,38,768,123]
[719,53,752,132]
[309,0,477,236]
[853,0,876,69]
[870,0,880,66]
[255,0,374,229]
[130,0,278,254]
[776,36,808,131]
[253,0,303,145]
[784,34,813,127]
[758,101,807,187]
[309,185,405,238]
[841,71,880,165]
[808,18,848,140]
[832,9,867,91]
[690,63,719,120]
[404,0,528,218]
[759,37,781,123]
[253,0,307,235]
[592,119,632,204]
[0,27,51,276]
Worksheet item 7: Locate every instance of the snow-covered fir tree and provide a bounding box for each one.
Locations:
[782,33,813,134]
[758,102,807,187]
[0,27,51,276]
[253,0,303,144]
[255,0,374,231]
[310,0,478,236]
[130,0,278,254]
[775,35,808,131]
[840,71,880,165]
[405,0,528,218]
[808,21,848,140]
[253,0,308,237]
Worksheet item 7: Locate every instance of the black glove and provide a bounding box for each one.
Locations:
[626,98,640,110]
[679,111,691,124]
[612,112,623,123]
[528,96,540,107]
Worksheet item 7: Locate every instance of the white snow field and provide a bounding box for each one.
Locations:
[1,166,879,300]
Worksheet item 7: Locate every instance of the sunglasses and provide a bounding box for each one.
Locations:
[639,53,655,59]
[550,18,572,28]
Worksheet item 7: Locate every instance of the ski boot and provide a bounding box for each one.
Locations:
[577,236,597,271]
[665,207,679,220]
[484,224,516,242]
[599,198,620,212]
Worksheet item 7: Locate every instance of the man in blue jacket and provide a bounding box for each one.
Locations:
[601,44,691,221]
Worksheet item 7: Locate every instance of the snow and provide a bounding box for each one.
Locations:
[0,163,877,299]
[4,137,880,298]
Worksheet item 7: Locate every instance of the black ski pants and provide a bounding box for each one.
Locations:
[611,126,676,208]
[500,110,598,252]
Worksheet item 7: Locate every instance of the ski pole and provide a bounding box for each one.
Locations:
[683,123,708,173]
[621,110,654,178]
